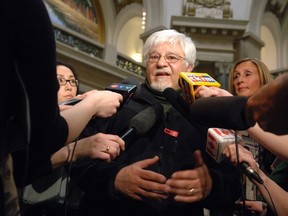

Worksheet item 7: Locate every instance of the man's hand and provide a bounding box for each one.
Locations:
[166,150,212,203]
[115,156,171,201]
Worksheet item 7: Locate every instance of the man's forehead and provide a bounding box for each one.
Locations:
[150,43,182,53]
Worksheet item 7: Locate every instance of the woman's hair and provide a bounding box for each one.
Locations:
[228,58,273,95]
[56,61,79,94]
[142,29,196,68]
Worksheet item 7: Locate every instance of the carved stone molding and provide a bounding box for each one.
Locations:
[182,0,232,19]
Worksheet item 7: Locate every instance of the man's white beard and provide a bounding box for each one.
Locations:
[150,81,173,92]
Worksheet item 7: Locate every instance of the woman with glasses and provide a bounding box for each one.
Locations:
[22,62,125,216]
[53,62,124,168]
[56,62,79,104]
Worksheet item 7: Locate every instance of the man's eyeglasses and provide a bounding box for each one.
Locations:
[58,78,79,87]
[145,53,186,63]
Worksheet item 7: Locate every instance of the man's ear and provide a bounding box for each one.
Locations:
[187,64,194,72]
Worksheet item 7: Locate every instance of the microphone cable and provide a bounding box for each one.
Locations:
[234,132,278,216]
[14,62,31,209]
[64,136,79,216]
[262,183,278,216]
[61,95,129,215]
[234,131,249,216]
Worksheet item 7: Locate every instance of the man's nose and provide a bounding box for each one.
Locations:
[157,55,168,67]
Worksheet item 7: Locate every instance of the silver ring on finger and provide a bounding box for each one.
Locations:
[189,188,195,195]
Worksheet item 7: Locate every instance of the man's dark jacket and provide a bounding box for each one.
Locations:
[74,84,241,216]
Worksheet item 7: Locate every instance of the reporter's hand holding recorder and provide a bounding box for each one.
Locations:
[60,89,123,144]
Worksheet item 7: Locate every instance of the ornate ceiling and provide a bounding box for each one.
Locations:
[265,0,288,24]
[113,0,143,15]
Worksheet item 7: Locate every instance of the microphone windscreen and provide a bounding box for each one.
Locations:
[163,88,190,116]
[129,103,163,135]
[163,87,254,130]
[189,96,253,130]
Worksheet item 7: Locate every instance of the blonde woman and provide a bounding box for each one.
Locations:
[195,58,288,216]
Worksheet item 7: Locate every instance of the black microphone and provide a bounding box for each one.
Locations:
[240,162,264,184]
[59,77,140,106]
[120,77,141,97]
[105,77,140,109]
[121,104,163,142]
[163,88,255,130]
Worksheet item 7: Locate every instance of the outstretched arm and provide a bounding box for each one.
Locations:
[60,90,123,143]
[247,124,288,161]
[51,133,125,169]
[223,144,288,216]
[246,73,288,135]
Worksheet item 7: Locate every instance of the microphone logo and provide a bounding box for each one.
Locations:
[109,84,136,91]
[105,83,137,109]
[206,128,264,184]
[179,72,220,104]
[206,128,241,163]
